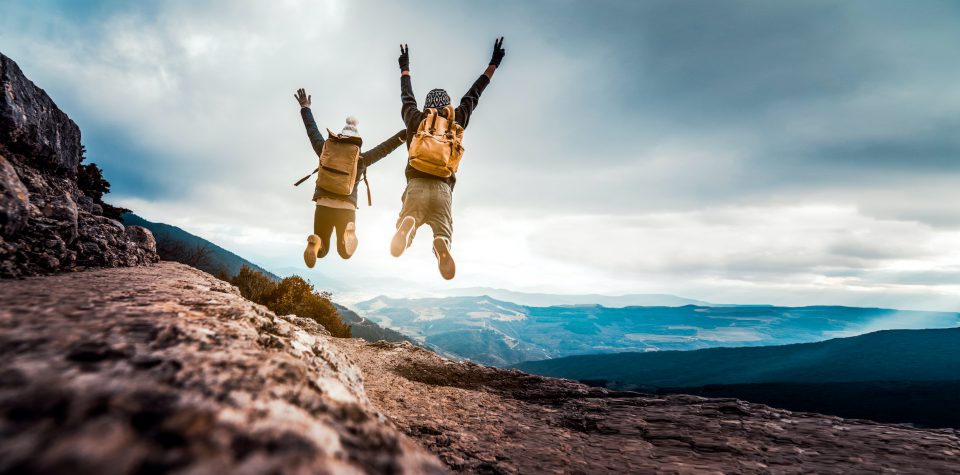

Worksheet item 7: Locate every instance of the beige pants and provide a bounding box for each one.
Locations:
[397,178,453,242]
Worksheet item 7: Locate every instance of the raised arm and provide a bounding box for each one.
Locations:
[485,37,505,80]
[455,37,505,128]
[360,129,407,168]
[398,44,421,128]
[295,88,325,157]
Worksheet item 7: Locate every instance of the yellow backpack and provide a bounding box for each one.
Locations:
[315,129,362,195]
[408,105,464,178]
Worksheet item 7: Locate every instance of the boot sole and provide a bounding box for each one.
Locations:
[433,237,456,280]
[391,216,416,257]
[343,222,358,258]
[303,235,322,268]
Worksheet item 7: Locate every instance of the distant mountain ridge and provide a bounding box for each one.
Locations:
[353,295,960,366]
[121,213,278,280]
[514,327,960,428]
[438,287,712,307]
[334,303,416,345]
[513,327,960,387]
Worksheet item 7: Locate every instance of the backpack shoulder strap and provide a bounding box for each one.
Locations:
[362,168,372,206]
[419,109,436,133]
[441,105,457,135]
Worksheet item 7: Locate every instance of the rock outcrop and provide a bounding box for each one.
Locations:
[0,262,445,474]
[1,263,958,474]
[0,52,158,277]
[334,338,960,474]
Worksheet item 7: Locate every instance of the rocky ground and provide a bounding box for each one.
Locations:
[333,338,960,474]
[0,262,445,474]
[1,262,959,474]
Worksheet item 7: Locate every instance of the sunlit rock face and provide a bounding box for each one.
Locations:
[0,52,158,277]
[0,262,446,474]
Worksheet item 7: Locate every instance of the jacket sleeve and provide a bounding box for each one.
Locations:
[401,75,422,129]
[454,74,491,129]
[360,130,407,168]
[300,107,326,157]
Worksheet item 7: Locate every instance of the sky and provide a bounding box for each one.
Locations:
[2,0,959,310]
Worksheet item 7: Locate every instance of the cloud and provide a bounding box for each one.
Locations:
[1,0,958,310]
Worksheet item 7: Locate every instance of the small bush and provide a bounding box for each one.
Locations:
[227,266,351,338]
[76,147,130,220]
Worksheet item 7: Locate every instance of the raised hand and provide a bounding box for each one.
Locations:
[294,88,311,108]
[398,44,410,72]
[489,37,505,67]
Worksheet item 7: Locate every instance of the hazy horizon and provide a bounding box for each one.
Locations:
[2,0,958,311]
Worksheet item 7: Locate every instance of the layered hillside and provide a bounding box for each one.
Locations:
[354,295,960,365]
[121,213,278,279]
[515,328,960,428]
[515,328,960,388]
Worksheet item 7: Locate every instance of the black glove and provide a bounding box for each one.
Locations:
[489,37,505,67]
[398,44,409,72]
[294,88,311,108]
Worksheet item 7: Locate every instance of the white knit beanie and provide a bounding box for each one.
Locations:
[340,116,359,137]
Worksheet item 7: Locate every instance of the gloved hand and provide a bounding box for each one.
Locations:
[294,88,311,108]
[489,37,505,67]
[398,44,410,72]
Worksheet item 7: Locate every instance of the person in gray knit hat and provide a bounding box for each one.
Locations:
[391,37,506,280]
[423,88,451,109]
[294,88,406,267]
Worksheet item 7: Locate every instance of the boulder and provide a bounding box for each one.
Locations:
[0,155,29,237]
[124,225,157,254]
[42,191,78,242]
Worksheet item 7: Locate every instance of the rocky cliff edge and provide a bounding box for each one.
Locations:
[0,262,445,474]
[0,52,158,277]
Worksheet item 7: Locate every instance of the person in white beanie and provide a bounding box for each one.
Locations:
[340,116,360,137]
[294,88,406,266]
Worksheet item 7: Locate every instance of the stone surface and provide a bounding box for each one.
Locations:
[0,262,446,474]
[0,52,158,277]
[334,338,960,474]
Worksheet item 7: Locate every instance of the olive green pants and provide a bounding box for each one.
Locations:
[397,178,453,242]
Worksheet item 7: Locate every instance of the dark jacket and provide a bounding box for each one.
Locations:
[400,74,490,190]
[300,107,406,207]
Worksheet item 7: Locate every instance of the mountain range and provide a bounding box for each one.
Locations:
[515,327,960,428]
[352,295,960,366]
[436,287,712,307]
[121,213,278,279]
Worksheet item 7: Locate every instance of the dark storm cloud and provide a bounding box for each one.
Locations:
[449,0,960,225]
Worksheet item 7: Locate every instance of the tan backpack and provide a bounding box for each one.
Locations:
[408,105,464,178]
[315,129,363,195]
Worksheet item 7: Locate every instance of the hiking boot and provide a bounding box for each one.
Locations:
[303,234,322,268]
[343,222,358,258]
[391,216,416,257]
[433,236,456,280]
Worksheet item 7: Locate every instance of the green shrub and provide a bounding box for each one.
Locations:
[227,266,351,338]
